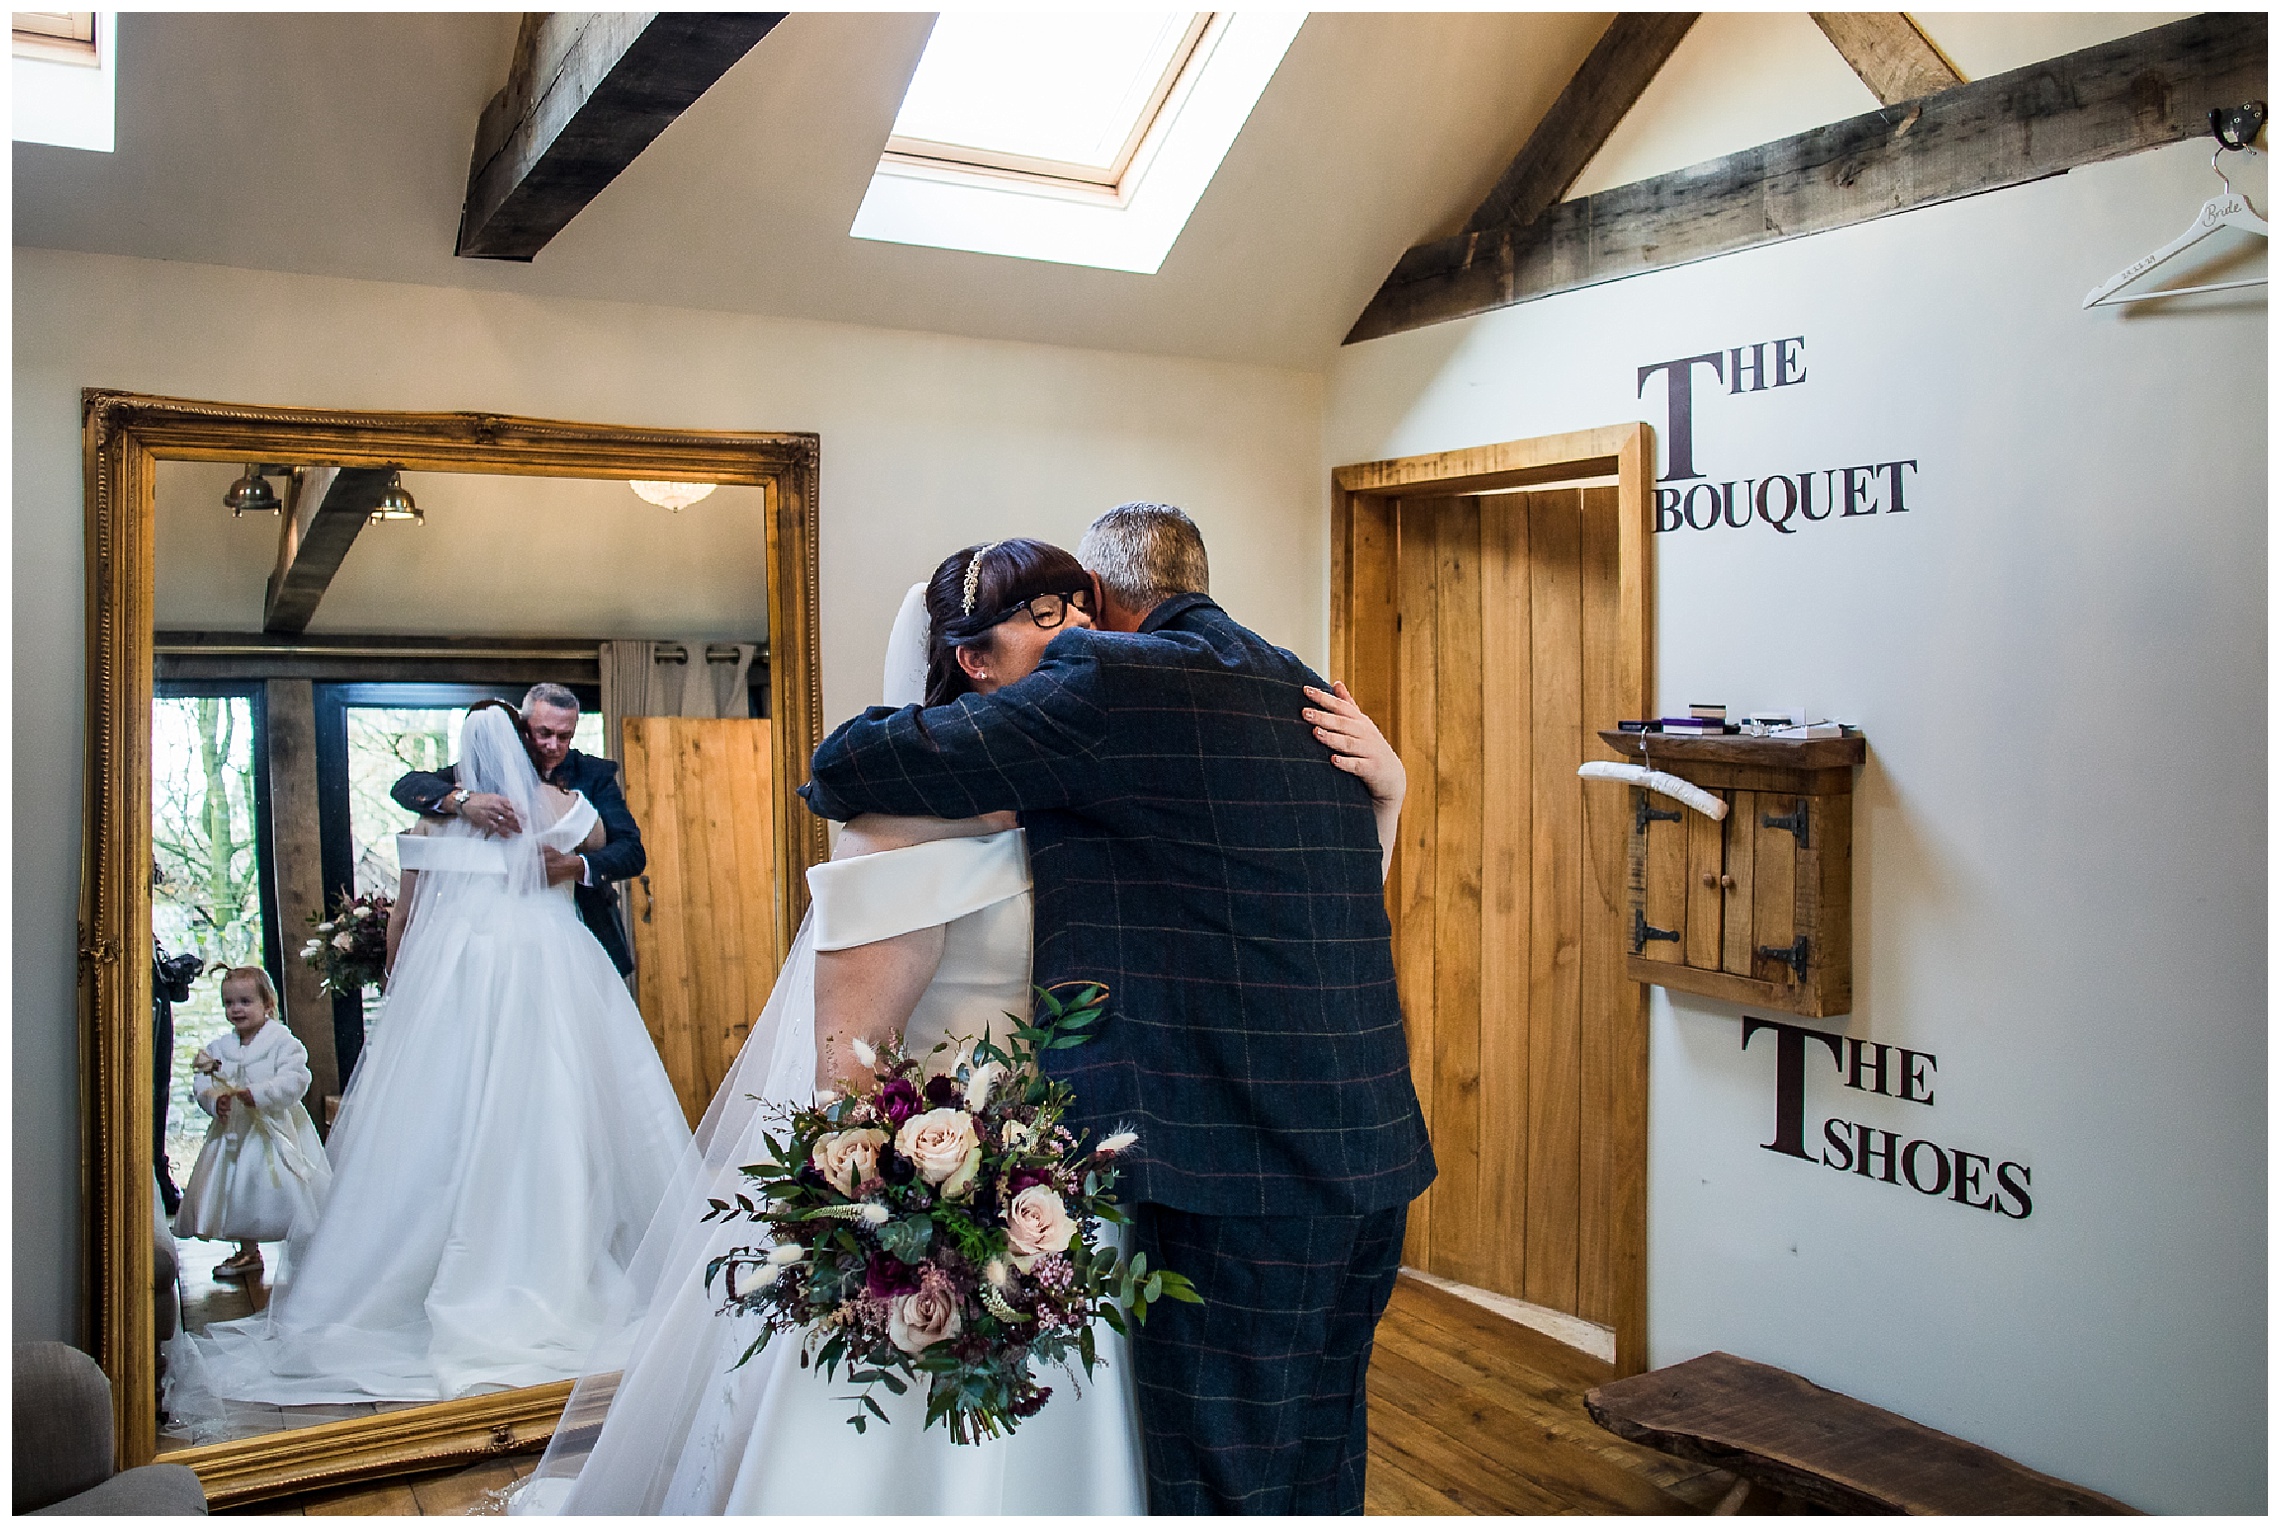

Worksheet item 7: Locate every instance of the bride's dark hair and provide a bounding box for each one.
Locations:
[923,538,1090,707]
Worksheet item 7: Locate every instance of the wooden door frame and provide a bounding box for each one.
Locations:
[1330,422,1654,1375]
[78,391,823,1503]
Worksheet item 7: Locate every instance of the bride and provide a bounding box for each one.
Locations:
[518,538,1403,1514]
[170,702,691,1417]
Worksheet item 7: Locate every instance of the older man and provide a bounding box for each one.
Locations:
[802,503,1433,1514]
[389,683,645,976]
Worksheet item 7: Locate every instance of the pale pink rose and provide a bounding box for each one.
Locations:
[331,932,355,951]
[888,1274,964,1355]
[896,1108,982,1197]
[1004,1184,1077,1272]
[810,1127,888,1195]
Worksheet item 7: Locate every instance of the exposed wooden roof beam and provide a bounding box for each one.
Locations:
[1810,13,1965,105]
[457,12,785,262]
[1463,13,1699,237]
[264,466,390,634]
[1345,13,2264,345]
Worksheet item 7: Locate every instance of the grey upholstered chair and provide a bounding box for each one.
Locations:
[13,1342,207,1514]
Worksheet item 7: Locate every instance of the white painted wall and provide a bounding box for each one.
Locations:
[12,248,1323,1344]
[1326,141,2266,1514]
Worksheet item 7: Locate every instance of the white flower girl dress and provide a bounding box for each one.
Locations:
[172,1019,331,1247]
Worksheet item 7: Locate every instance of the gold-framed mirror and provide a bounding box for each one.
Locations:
[80,391,825,1507]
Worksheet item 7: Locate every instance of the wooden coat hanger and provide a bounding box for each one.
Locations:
[2083,105,2268,309]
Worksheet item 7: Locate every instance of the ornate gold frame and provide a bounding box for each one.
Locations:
[80,391,826,1506]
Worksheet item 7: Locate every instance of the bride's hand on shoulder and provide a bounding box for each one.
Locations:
[1304,682,1405,808]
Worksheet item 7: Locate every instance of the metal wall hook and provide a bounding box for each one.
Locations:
[2210,101,2265,153]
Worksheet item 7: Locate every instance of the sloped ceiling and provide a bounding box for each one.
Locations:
[13,11,1611,369]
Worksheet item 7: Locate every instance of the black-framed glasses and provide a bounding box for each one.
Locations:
[997,588,1094,630]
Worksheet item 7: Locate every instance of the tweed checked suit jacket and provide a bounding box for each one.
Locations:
[802,594,1435,1218]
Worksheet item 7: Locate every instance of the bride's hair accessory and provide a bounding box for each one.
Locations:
[961,542,1002,617]
[918,539,1090,708]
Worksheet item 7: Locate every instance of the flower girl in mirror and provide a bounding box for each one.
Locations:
[172,967,332,1286]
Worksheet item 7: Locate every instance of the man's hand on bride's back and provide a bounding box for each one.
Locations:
[453,791,522,836]
[835,811,1018,860]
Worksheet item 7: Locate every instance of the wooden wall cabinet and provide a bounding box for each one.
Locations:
[1603,730,1865,1019]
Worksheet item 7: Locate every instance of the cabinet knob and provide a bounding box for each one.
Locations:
[1703,873,1737,889]
[1722,874,1736,889]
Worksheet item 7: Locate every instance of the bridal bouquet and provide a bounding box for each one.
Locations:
[703,984,1199,1443]
[300,890,391,994]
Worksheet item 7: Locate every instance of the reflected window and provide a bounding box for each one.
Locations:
[152,691,272,1180]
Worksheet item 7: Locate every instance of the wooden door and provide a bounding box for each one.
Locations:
[1337,476,1648,1369]
[620,717,783,1126]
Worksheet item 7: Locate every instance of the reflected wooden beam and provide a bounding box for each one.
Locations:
[263,465,388,635]
[1463,13,1698,237]
[1809,13,1964,105]
[456,11,785,262]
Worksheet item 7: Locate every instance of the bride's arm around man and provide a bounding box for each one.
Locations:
[803,503,1434,1516]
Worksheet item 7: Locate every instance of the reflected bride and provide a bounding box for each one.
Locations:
[167,703,691,1421]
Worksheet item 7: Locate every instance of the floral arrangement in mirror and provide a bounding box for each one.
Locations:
[300,890,392,994]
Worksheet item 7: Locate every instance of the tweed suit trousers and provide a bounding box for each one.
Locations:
[1130,1204,1408,1515]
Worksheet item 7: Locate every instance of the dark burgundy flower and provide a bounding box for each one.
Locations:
[1013,1385,1052,1417]
[881,1147,916,1185]
[876,1077,922,1127]
[924,1074,958,1108]
[866,1253,922,1299]
[1005,1167,1051,1195]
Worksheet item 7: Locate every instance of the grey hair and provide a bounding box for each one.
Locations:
[521,682,581,714]
[1077,502,1209,613]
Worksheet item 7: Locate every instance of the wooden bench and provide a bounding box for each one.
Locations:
[1584,1352,2138,1515]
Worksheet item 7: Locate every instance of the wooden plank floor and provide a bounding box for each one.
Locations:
[1367,1274,1736,1514]
[162,1238,426,1454]
[234,1454,541,1516]
[229,1274,1734,1515]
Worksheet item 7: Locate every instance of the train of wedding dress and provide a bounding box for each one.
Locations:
[166,708,691,1428]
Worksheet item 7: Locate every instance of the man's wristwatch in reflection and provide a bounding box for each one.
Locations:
[446,787,471,815]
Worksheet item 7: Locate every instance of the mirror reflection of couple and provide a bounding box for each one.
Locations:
[241,503,1432,1515]
[167,687,684,1428]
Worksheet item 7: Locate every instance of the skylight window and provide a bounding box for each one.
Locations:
[852,12,1304,274]
[885,13,1211,192]
[12,9,114,151]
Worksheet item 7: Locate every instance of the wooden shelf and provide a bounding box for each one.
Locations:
[1597,730,1866,769]
[1605,729,1863,1019]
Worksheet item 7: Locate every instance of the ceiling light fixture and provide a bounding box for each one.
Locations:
[369,470,423,524]
[223,465,280,517]
[629,480,719,512]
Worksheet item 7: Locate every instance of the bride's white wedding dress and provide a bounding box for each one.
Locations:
[169,714,691,1419]
[517,831,1147,1515]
